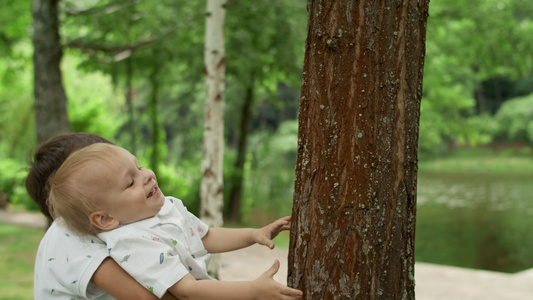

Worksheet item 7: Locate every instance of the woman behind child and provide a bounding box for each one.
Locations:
[28,133,174,299]
[47,142,302,300]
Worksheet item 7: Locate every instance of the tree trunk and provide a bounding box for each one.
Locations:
[475,83,486,114]
[148,49,162,176]
[288,1,429,299]
[125,57,137,154]
[32,0,71,143]
[200,0,227,278]
[226,80,254,224]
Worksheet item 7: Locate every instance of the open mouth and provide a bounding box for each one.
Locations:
[147,186,158,198]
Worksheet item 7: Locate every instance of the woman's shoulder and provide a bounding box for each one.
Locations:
[41,219,106,251]
[34,220,110,299]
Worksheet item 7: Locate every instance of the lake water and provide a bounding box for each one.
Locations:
[415,171,533,273]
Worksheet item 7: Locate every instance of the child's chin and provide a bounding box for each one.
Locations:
[156,194,165,205]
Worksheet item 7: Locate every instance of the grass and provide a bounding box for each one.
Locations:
[1,146,530,298]
[419,146,533,173]
[0,223,43,300]
[0,220,288,300]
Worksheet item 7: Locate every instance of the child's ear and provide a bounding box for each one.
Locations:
[90,211,120,231]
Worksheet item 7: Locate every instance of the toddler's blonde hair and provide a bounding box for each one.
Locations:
[48,143,121,236]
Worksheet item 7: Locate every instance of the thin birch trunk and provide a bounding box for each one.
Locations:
[201,0,227,278]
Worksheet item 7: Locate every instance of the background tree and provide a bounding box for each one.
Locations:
[419,0,533,150]
[223,0,306,223]
[32,0,71,143]
[200,0,227,277]
[288,1,429,299]
[60,0,194,155]
[2,0,532,226]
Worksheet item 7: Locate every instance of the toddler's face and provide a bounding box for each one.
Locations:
[80,146,165,225]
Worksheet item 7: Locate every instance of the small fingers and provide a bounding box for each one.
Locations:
[264,259,280,278]
[280,225,291,232]
[280,216,292,222]
[268,241,275,249]
[257,235,275,249]
[281,286,303,299]
[279,216,291,225]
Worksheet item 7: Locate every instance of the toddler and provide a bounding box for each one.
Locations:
[48,142,302,300]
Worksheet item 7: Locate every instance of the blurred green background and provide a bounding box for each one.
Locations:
[1,0,533,298]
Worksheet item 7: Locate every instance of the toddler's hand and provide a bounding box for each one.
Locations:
[255,216,291,249]
[252,260,303,300]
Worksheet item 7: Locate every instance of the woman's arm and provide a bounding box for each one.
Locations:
[92,258,179,300]
[202,216,291,253]
[170,260,302,300]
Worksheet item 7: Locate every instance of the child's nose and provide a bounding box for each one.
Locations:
[143,169,156,184]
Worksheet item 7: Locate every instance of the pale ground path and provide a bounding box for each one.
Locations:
[219,244,533,300]
[2,210,532,299]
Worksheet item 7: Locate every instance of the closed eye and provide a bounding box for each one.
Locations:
[127,179,134,188]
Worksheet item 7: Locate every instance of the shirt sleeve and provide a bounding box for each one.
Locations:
[104,230,190,298]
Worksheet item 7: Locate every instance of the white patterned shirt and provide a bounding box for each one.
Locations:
[98,196,211,298]
[34,221,113,299]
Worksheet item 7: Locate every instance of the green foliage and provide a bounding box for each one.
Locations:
[63,55,122,139]
[0,30,36,211]
[241,121,298,225]
[225,0,305,87]
[61,0,208,163]
[0,42,36,161]
[0,50,124,210]
[154,161,202,215]
[0,0,31,57]
[2,0,533,222]
[420,0,533,149]
[0,159,36,210]
[224,0,306,138]
[455,114,497,146]
[493,94,533,144]
[0,43,37,210]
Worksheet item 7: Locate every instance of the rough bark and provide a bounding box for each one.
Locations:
[200,0,227,278]
[288,1,429,299]
[32,0,71,143]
